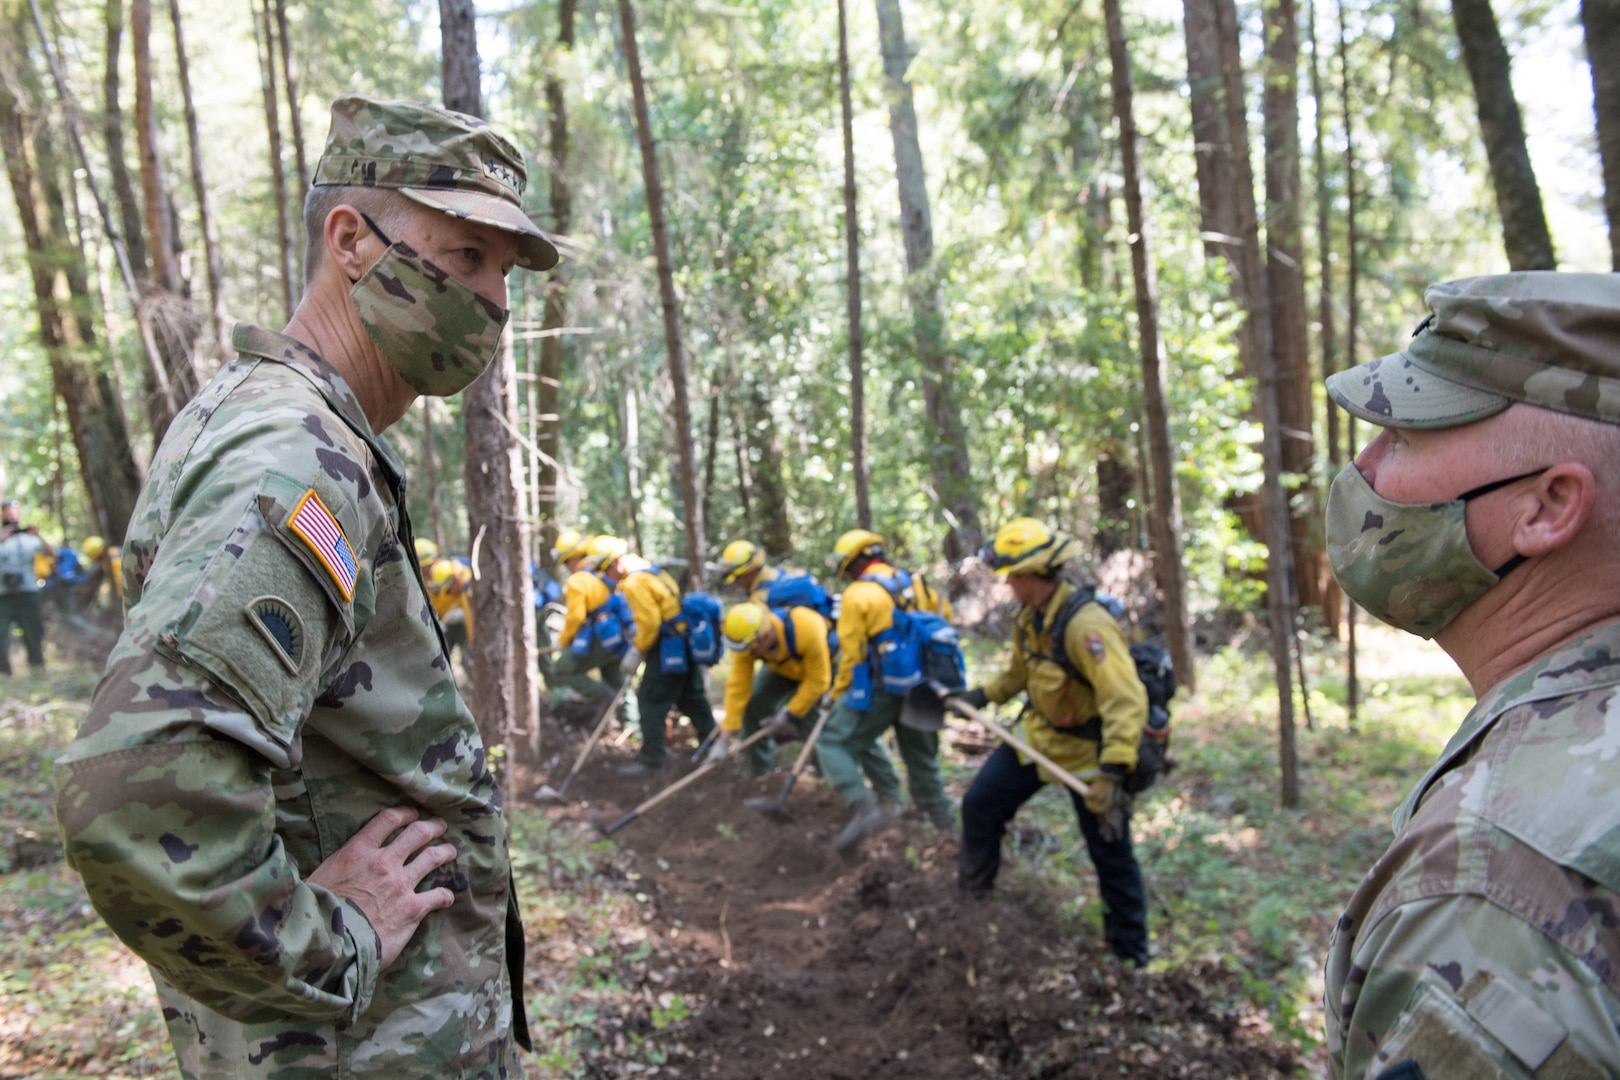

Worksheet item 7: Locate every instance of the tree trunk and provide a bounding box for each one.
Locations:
[274,0,308,214]
[536,0,576,565]
[744,372,792,558]
[423,397,444,550]
[1308,0,1341,632]
[0,9,142,541]
[168,0,229,360]
[1216,0,1297,804]
[251,0,295,321]
[441,0,539,778]
[729,397,752,531]
[1452,0,1557,269]
[701,385,720,537]
[1182,0,1249,384]
[874,0,979,560]
[617,0,706,587]
[102,0,148,280]
[1102,0,1196,693]
[132,0,177,295]
[1339,4,1360,726]
[132,0,201,422]
[1585,0,1620,269]
[1263,0,1321,615]
[838,0,871,530]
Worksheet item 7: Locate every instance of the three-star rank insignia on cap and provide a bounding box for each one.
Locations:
[248,595,305,675]
[1086,634,1107,663]
[287,488,357,602]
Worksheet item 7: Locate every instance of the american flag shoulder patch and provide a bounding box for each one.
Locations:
[286,488,358,602]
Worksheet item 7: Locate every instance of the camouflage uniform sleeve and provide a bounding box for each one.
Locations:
[1063,606,1145,770]
[1325,893,1619,1079]
[54,461,383,1022]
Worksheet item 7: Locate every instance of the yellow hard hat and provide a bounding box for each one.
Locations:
[430,559,457,585]
[414,537,440,564]
[981,518,1078,576]
[581,534,628,572]
[829,529,885,577]
[722,602,768,651]
[717,539,765,584]
[82,535,106,560]
[552,528,588,564]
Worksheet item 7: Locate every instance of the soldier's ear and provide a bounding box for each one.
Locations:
[324,205,376,283]
[1512,462,1596,559]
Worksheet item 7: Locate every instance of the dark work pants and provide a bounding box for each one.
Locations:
[959,742,1149,965]
[635,641,716,767]
[0,591,45,675]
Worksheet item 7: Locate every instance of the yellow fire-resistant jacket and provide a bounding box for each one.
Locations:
[982,580,1146,780]
[722,606,832,731]
[424,557,475,640]
[833,560,939,700]
[745,565,782,605]
[618,559,682,654]
[559,569,612,648]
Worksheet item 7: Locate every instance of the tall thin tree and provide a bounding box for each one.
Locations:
[874,0,980,560]
[441,0,540,775]
[617,0,706,587]
[251,0,294,320]
[1339,0,1360,727]
[1308,0,1341,632]
[1102,0,1196,692]
[1215,0,1298,803]
[1452,0,1557,269]
[838,0,870,529]
[1584,0,1620,269]
[536,0,576,565]
[168,0,229,359]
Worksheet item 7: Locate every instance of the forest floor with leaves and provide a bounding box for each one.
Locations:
[0,617,1470,1079]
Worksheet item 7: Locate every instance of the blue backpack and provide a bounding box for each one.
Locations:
[847,569,965,711]
[761,571,834,622]
[680,592,724,666]
[574,578,634,657]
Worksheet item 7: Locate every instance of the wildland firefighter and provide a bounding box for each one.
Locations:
[549,533,639,728]
[718,599,833,776]
[952,518,1151,967]
[602,549,721,776]
[53,95,557,1077]
[817,529,956,850]
[1321,272,1620,1078]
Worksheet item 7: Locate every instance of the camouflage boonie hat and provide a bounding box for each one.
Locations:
[1326,272,1620,429]
[313,95,559,272]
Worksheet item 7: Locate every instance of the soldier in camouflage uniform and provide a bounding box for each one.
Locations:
[53,96,558,1079]
[1321,272,1620,1079]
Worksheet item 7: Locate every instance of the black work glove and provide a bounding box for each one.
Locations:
[949,686,990,710]
[1084,764,1132,843]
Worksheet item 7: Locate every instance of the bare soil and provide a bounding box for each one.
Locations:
[515,716,1298,1079]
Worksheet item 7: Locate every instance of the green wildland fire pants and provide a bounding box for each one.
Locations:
[635,642,716,768]
[0,591,45,675]
[815,689,949,817]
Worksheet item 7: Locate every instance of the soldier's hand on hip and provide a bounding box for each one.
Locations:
[308,805,459,970]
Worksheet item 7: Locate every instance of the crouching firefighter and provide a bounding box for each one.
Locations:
[549,534,639,730]
[817,529,956,850]
[604,551,720,777]
[718,601,833,776]
[953,518,1151,967]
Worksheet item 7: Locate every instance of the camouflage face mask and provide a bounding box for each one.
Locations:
[349,214,509,397]
[1325,463,1544,639]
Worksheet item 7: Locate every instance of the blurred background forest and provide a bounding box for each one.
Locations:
[0,0,1610,643]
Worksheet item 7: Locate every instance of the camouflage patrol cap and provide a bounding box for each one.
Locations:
[313,94,558,272]
[1326,272,1620,429]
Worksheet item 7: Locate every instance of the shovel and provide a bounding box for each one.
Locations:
[589,724,775,837]
[937,685,1092,801]
[535,674,636,804]
[743,706,833,822]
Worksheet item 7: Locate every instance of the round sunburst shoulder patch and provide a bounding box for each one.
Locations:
[247,595,306,675]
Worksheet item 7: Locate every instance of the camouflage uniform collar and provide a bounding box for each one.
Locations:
[1392,620,1620,832]
[230,322,409,485]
